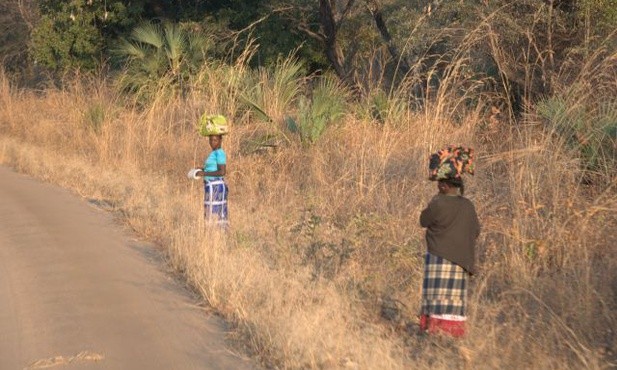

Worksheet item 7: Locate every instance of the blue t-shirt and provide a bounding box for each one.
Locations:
[203,148,226,181]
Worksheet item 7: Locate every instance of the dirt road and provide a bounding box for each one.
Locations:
[0,167,254,369]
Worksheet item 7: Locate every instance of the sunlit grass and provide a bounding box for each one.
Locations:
[0,36,615,369]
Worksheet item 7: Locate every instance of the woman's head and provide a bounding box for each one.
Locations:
[437,178,465,195]
[208,135,222,150]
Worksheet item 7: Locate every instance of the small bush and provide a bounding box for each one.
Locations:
[83,103,106,134]
[537,94,617,179]
[285,75,348,144]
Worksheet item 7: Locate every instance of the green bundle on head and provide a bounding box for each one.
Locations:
[198,114,229,136]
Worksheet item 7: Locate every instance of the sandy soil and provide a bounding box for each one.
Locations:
[0,166,254,369]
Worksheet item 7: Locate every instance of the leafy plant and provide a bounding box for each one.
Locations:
[241,56,305,124]
[368,89,409,125]
[113,21,212,101]
[537,94,617,177]
[577,0,617,39]
[30,0,142,72]
[285,74,348,144]
[31,13,103,71]
[83,103,106,134]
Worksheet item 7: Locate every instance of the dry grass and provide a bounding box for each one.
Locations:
[26,351,104,369]
[1,54,616,370]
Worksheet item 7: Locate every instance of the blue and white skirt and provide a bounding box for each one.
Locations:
[204,178,229,226]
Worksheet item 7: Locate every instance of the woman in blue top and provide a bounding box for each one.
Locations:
[190,134,229,226]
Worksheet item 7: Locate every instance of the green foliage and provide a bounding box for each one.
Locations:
[113,21,213,102]
[203,0,327,70]
[285,75,348,144]
[240,58,348,145]
[367,89,408,125]
[241,57,305,124]
[578,0,617,39]
[31,14,103,71]
[83,103,106,134]
[536,92,617,177]
[30,0,142,72]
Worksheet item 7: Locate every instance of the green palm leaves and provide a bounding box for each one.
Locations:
[285,75,348,144]
[241,57,306,125]
[113,22,212,101]
[242,57,349,145]
[537,92,617,177]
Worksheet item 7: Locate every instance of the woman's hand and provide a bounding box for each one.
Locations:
[187,168,202,179]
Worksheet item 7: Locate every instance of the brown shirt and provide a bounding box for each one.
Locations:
[420,194,480,274]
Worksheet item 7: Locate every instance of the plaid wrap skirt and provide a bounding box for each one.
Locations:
[204,179,228,225]
[420,252,468,336]
[421,252,467,317]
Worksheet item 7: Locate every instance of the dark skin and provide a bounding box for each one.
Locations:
[437,180,459,195]
[195,135,226,177]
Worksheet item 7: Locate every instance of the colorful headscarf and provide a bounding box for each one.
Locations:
[428,146,475,181]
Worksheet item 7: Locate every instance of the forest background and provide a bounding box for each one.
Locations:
[1,0,616,369]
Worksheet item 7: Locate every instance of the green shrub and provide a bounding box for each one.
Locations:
[30,0,140,72]
[537,95,617,177]
[113,21,213,102]
[241,57,305,123]
[31,14,103,71]
[285,75,348,145]
[83,103,106,134]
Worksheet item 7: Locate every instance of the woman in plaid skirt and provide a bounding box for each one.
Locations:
[419,147,480,337]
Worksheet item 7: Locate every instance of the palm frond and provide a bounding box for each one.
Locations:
[240,93,272,122]
[163,23,186,70]
[185,33,212,67]
[131,23,164,49]
[272,57,305,110]
[113,38,147,60]
[311,74,348,121]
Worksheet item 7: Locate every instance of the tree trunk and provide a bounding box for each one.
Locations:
[318,0,357,88]
[368,3,410,78]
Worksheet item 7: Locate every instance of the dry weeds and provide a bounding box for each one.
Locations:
[0,66,615,369]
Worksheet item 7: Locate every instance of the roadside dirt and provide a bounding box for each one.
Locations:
[0,166,254,369]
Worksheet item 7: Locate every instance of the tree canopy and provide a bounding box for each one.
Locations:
[1,0,615,101]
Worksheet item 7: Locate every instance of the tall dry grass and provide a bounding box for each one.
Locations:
[1,34,616,369]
